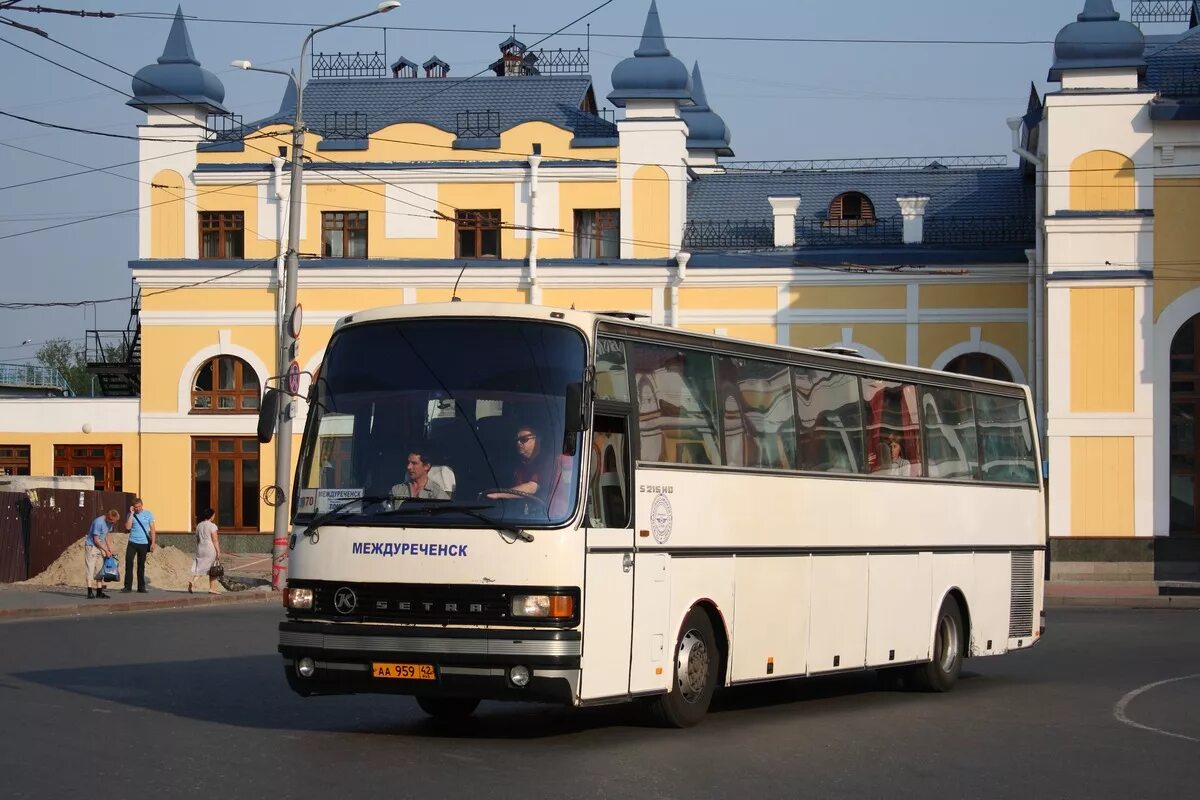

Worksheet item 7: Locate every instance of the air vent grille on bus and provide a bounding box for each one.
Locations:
[1009,551,1035,638]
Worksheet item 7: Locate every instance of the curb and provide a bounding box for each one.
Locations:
[0,588,278,621]
[1046,595,1200,609]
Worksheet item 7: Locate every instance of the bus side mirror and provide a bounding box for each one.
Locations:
[258,388,280,444]
[564,381,589,434]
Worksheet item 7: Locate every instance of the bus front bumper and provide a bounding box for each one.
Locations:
[278,621,579,703]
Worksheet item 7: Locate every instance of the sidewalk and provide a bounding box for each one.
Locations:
[0,552,279,620]
[1045,580,1200,609]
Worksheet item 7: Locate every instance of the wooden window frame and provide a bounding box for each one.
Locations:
[827,192,876,227]
[0,445,31,477]
[53,444,122,491]
[191,356,260,415]
[192,436,260,532]
[199,211,245,259]
[455,209,502,258]
[321,210,369,258]
[573,209,620,259]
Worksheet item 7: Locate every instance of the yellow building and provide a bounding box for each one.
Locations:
[3,1,1195,576]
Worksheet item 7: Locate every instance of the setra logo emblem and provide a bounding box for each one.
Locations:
[332,586,358,614]
[649,494,673,544]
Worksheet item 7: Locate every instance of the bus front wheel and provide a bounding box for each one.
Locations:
[416,696,480,720]
[911,597,964,692]
[650,608,720,728]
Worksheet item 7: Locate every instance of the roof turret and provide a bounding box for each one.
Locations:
[681,62,732,155]
[608,0,693,107]
[128,5,226,112]
[1048,0,1145,81]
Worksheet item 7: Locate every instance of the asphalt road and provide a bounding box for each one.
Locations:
[2,606,1198,799]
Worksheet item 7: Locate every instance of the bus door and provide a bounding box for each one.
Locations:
[579,410,635,701]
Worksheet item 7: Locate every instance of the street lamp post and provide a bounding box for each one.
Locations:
[233,1,401,590]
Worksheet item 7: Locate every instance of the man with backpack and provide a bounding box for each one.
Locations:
[122,498,157,594]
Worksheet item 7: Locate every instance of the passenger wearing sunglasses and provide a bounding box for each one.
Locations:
[487,424,550,500]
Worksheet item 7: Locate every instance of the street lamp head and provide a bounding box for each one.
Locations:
[377,1,401,11]
[231,59,253,70]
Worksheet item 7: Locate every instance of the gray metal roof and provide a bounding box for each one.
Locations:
[608,0,693,107]
[1048,0,1145,82]
[1145,21,1200,98]
[246,74,615,139]
[128,5,226,113]
[687,166,1033,224]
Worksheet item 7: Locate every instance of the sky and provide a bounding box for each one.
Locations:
[0,0,1178,363]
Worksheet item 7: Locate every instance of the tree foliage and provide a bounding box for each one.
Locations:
[35,338,128,397]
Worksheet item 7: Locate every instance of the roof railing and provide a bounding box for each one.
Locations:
[205,113,245,142]
[312,50,387,79]
[320,111,368,140]
[683,214,1035,251]
[1130,1,1193,25]
[722,155,1010,173]
[0,363,71,393]
[456,110,501,139]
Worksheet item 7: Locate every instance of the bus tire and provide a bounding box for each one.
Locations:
[416,696,480,720]
[911,597,964,692]
[650,608,720,728]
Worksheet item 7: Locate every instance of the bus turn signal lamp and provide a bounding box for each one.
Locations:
[286,587,314,610]
[510,594,574,618]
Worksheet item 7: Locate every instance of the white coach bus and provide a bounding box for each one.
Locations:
[270,302,1045,727]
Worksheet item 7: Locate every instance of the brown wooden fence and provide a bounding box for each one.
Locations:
[0,491,29,582]
[0,488,134,582]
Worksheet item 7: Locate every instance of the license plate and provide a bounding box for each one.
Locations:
[372,662,436,680]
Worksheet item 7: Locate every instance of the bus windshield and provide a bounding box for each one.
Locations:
[294,318,587,529]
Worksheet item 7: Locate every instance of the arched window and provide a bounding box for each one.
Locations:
[828,192,876,225]
[1170,316,1200,533]
[944,353,1012,383]
[191,356,260,413]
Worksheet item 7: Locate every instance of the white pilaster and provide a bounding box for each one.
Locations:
[767,195,801,248]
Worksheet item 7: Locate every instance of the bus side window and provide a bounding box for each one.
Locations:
[588,415,631,529]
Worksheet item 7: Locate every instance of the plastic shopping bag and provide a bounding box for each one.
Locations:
[96,555,120,583]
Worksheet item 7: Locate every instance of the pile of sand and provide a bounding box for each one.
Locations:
[21,531,225,593]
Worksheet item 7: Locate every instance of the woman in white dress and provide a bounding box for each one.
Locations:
[188,507,221,594]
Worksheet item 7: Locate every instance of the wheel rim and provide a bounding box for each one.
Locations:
[937,612,960,673]
[676,628,711,703]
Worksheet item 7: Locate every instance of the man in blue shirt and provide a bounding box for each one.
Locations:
[122,497,157,593]
[84,509,118,599]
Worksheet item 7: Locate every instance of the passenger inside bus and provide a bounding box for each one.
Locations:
[881,435,912,477]
[390,450,450,500]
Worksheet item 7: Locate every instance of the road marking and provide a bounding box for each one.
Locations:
[1113,673,1200,744]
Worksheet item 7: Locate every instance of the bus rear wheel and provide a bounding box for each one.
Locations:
[650,608,720,728]
[416,696,480,720]
[910,597,964,692]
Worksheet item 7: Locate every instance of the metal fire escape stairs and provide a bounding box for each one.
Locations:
[85,281,141,397]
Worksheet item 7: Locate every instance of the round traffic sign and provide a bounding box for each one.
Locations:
[289,304,304,338]
[287,360,301,395]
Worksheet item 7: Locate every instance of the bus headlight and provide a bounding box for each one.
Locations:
[286,587,314,609]
[510,594,574,618]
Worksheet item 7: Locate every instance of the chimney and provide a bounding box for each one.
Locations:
[767,196,801,247]
[896,195,930,244]
[390,56,417,78]
[423,56,450,78]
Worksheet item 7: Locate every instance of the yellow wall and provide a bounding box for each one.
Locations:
[140,325,278,414]
[632,164,670,257]
[150,169,185,258]
[0,433,141,493]
[680,286,776,310]
[1070,288,1134,412]
[789,323,905,362]
[681,323,775,344]
[919,323,1028,375]
[1154,178,1200,317]
[1070,437,1135,536]
[920,282,1027,309]
[540,287,651,311]
[1069,150,1135,212]
[789,284,904,309]
[415,287,527,304]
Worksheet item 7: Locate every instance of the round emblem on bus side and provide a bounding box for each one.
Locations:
[650,494,673,544]
[333,586,357,614]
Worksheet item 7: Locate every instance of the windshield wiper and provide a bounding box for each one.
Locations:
[381,501,534,542]
[301,494,392,539]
